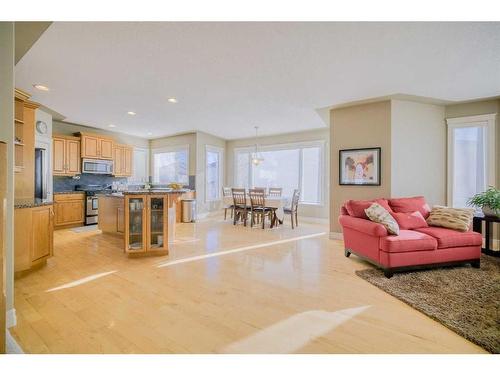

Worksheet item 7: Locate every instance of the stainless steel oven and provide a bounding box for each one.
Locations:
[76,184,111,225]
[82,158,113,174]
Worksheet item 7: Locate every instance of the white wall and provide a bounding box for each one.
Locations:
[226,128,330,219]
[0,22,15,319]
[391,99,446,206]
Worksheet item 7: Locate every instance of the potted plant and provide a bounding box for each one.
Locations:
[467,186,500,217]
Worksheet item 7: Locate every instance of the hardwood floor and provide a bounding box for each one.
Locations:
[10,216,485,353]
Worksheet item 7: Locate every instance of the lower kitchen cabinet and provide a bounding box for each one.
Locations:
[125,195,168,254]
[14,205,54,276]
[54,193,85,228]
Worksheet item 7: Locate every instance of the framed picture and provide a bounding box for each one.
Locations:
[339,147,381,186]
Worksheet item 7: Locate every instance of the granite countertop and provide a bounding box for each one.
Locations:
[97,189,192,198]
[54,191,85,195]
[15,198,53,209]
[123,189,191,195]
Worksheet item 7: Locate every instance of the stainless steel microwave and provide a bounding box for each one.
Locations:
[82,158,114,174]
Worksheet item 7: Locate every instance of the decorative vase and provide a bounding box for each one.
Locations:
[482,207,499,217]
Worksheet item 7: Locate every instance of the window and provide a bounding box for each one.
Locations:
[447,114,496,209]
[234,141,325,204]
[130,148,149,183]
[152,146,189,184]
[206,146,223,201]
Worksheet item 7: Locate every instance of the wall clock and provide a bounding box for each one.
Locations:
[36,120,48,135]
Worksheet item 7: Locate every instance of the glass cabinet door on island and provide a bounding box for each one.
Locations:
[148,195,168,251]
[125,195,147,252]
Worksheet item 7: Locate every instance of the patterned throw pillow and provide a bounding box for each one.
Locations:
[365,203,400,235]
[426,205,475,232]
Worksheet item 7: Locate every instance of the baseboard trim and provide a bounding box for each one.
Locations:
[6,330,23,354]
[329,232,343,240]
[6,308,17,328]
[297,216,329,225]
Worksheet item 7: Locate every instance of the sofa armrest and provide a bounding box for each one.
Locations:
[339,215,388,237]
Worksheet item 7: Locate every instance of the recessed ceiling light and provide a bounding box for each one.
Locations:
[33,84,49,91]
[108,124,116,128]
[127,111,136,116]
[167,97,178,103]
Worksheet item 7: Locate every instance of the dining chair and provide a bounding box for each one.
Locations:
[268,187,282,197]
[232,188,249,226]
[222,187,234,220]
[253,187,267,194]
[249,189,274,229]
[284,189,300,229]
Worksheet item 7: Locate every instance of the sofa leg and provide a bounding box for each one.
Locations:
[344,249,351,258]
[471,260,481,268]
[383,269,393,278]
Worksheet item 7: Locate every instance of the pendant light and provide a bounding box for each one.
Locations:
[251,126,264,166]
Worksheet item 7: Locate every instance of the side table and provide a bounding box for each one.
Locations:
[472,214,500,257]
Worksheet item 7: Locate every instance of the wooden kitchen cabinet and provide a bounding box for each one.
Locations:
[14,205,54,276]
[54,193,85,228]
[80,132,114,160]
[113,144,133,177]
[124,195,168,254]
[53,135,81,176]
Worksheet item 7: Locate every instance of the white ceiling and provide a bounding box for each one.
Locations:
[15,22,500,140]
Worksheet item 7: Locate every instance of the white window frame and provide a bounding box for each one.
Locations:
[446,113,496,207]
[205,145,224,202]
[233,140,325,205]
[151,144,190,184]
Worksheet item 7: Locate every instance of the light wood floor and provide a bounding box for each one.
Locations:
[10,216,486,353]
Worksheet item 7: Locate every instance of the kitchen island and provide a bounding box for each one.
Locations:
[98,190,193,256]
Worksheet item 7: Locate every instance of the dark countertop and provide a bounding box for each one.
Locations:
[97,189,192,198]
[15,198,53,209]
[54,191,85,195]
[124,189,191,195]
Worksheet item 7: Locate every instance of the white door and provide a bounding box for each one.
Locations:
[447,114,496,208]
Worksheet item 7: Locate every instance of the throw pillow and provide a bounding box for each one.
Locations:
[393,211,428,230]
[365,203,400,235]
[426,205,475,232]
[388,196,431,218]
[345,198,392,219]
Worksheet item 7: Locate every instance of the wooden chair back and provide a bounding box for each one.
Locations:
[222,187,232,197]
[232,188,247,207]
[268,187,282,197]
[249,189,266,208]
[291,189,300,211]
[253,187,267,194]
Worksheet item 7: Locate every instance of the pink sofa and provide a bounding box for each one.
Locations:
[338,196,482,278]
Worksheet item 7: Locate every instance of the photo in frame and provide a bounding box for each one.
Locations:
[339,147,381,186]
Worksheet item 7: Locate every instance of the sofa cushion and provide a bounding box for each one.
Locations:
[365,203,400,235]
[388,196,431,218]
[414,226,482,249]
[345,198,392,219]
[392,211,428,230]
[380,230,437,253]
[425,205,474,232]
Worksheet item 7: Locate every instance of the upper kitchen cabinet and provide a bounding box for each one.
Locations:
[113,144,133,177]
[14,89,39,200]
[53,134,81,176]
[80,132,114,160]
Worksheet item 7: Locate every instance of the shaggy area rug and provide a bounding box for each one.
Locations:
[355,255,500,353]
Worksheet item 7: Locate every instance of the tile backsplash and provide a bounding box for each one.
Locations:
[53,175,128,192]
[54,174,196,192]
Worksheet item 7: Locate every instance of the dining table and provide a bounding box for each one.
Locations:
[222,195,290,226]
